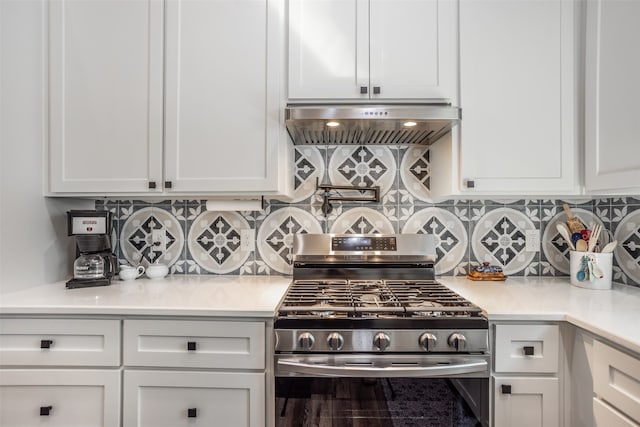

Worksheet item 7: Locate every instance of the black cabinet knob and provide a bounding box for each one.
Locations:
[466,180,475,188]
[187,408,197,418]
[40,339,53,349]
[373,86,381,94]
[40,406,53,416]
[187,341,197,351]
[148,181,157,189]
[501,384,512,394]
[360,86,368,94]
[164,181,173,189]
[523,346,535,356]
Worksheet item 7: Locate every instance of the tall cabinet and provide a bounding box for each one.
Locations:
[585,0,640,194]
[48,0,292,197]
[288,0,457,102]
[431,0,580,198]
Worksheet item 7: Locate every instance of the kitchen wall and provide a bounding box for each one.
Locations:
[0,0,92,294]
[97,145,640,288]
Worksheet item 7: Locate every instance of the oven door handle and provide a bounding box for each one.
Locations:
[276,357,488,378]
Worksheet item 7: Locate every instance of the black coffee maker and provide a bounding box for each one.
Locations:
[66,210,118,289]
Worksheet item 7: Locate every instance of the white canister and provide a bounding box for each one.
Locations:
[569,251,613,290]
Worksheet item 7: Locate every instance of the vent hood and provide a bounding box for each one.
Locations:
[285,104,460,145]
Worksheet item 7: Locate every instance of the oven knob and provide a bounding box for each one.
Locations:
[298,332,315,350]
[327,333,344,351]
[419,333,438,352]
[448,333,467,351]
[373,332,391,351]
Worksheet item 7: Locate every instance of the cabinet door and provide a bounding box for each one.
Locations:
[0,369,120,427]
[456,0,578,194]
[594,398,640,427]
[369,0,456,101]
[165,0,290,194]
[288,0,369,100]
[49,0,163,193]
[123,370,265,427]
[493,376,560,427]
[585,0,640,193]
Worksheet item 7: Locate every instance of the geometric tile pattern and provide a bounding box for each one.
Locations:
[400,146,432,202]
[614,209,640,284]
[328,146,397,195]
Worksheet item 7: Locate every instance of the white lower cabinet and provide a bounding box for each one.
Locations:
[0,369,121,427]
[123,370,264,427]
[492,323,561,427]
[122,319,267,427]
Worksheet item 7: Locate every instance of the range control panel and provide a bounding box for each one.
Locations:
[331,236,397,251]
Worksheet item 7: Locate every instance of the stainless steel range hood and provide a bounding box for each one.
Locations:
[285,104,460,145]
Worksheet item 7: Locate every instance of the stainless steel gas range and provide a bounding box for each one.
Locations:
[274,233,489,427]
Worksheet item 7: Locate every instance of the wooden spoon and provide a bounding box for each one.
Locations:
[576,239,588,252]
[601,241,617,253]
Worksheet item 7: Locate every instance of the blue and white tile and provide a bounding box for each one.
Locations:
[257,207,323,275]
[402,207,468,275]
[186,211,253,274]
[329,207,395,234]
[328,146,397,195]
[399,146,432,203]
[612,207,640,286]
[119,206,185,268]
[471,207,537,276]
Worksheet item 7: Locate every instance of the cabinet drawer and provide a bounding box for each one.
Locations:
[493,376,560,427]
[123,319,265,369]
[0,369,120,427]
[594,340,640,422]
[0,318,120,367]
[123,370,264,427]
[494,324,559,373]
[594,398,639,427]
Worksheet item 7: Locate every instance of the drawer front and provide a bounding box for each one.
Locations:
[594,340,640,422]
[493,376,560,427]
[123,370,264,427]
[0,318,121,366]
[123,319,265,369]
[0,369,120,427]
[494,324,559,373]
[594,398,639,427]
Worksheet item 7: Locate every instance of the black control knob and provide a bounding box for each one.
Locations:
[448,333,467,351]
[373,332,391,351]
[419,333,438,351]
[327,332,344,351]
[298,332,315,350]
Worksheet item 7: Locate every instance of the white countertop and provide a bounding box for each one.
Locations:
[1,275,639,354]
[0,275,292,318]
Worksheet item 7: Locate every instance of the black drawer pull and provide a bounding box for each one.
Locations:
[148,181,157,189]
[187,408,197,418]
[501,384,512,394]
[40,406,53,416]
[187,341,197,351]
[373,86,381,94]
[523,346,535,356]
[40,339,54,349]
[360,86,368,94]
[164,181,173,189]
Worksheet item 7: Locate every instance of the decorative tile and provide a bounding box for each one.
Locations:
[329,207,396,234]
[328,146,397,195]
[289,146,326,203]
[119,207,185,268]
[541,208,610,275]
[471,207,537,275]
[256,207,323,275]
[187,211,252,274]
[399,146,431,202]
[402,207,468,275]
[613,208,640,285]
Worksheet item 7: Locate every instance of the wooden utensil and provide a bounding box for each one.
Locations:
[556,223,576,250]
[562,203,585,233]
[601,240,617,253]
[576,239,588,252]
[588,224,603,253]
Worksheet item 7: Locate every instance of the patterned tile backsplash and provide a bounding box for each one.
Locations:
[97,146,640,287]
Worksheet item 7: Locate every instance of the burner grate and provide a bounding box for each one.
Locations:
[278,279,483,319]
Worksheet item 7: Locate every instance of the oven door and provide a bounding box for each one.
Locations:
[275,354,489,427]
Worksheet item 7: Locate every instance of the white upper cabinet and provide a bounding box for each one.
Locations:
[49,0,164,193]
[288,0,457,102]
[431,0,580,198]
[164,0,291,195]
[585,0,640,194]
[49,0,292,198]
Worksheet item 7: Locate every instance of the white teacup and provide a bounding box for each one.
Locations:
[119,265,145,281]
[145,263,169,279]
